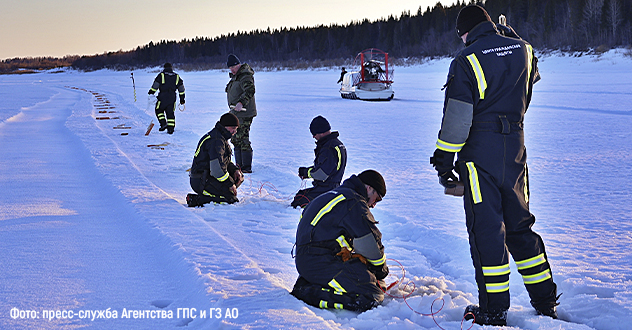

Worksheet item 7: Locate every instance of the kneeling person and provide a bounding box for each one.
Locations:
[291,115,347,208]
[187,113,244,206]
[291,170,388,312]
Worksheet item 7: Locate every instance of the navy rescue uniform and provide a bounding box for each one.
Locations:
[291,132,347,208]
[149,68,185,133]
[189,122,239,205]
[291,175,388,312]
[437,21,557,313]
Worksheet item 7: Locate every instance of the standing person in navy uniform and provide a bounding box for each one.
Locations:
[431,5,559,326]
[148,63,185,134]
[291,116,347,208]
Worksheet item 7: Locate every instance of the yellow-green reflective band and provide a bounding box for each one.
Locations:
[515,253,546,270]
[307,167,313,179]
[328,279,347,293]
[436,139,465,153]
[176,75,180,85]
[319,300,328,309]
[466,53,487,100]
[485,280,510,293]
[522,269,552,285]
[202,191,215,197]
[336,235,351,250]
[526,44,533,96]
[311,194,346,226]
[482,264,510,276]
[466,162,483,204]
[161,73,165,84]
[156,101,161,109]
[167,119,175,123]
[367,254,386,266]
[179,91,185,95]
[157,113,166,119]
[149,88,157,92]
[334,303,343,310]
[523,165,529,204]
[195,136,211,157]
[217,172,229,182]
[335,146,342,171]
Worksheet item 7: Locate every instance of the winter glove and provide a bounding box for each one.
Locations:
[439,171,459,189]
[431,149,455,174]
[336,249,368,264]
[496,24,521,39]
[233,169,244,188]
[298,167,310,179]
[148,90,155,95]
[180,99,185,105]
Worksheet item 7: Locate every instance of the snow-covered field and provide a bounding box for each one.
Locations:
[1,49,631,330]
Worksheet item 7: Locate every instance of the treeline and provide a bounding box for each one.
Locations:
[0,56,79,74]
[3,0,632,73]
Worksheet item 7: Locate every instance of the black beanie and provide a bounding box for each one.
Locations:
[227,54,241,68]
[219,113,239,127]
[456,5,491,37]
[164,62,172,69]
[358,170,386,197]
[309,116,331,136]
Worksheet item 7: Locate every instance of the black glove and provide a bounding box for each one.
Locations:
[180,97,185,105]
[439,171,459,189]
[148,90,155,95]
[298,167,309,179]
[496,24,521,39]
[430,149,455,174]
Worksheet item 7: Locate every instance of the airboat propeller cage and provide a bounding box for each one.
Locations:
[339,48,394,101]
[357,48,393,84]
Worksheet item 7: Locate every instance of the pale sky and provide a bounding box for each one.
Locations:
[0,0,458,60]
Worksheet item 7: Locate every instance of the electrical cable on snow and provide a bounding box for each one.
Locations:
[382,258,474,330]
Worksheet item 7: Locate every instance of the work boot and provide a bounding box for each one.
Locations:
[159,124,168,131]
[234,149,243,169]
[463,305,507,326]
[241,150,253,173]
[167,127,174,134]
[532,293,560,319]
[186,193,203,207]
[535,305,558,319]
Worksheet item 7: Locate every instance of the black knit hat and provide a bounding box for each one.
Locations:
[219,113,239,127]
[227,54,241,68]
[164,62,172,69]
[309,115,331,136]
[456,5,492,37]
[358,170,386,197]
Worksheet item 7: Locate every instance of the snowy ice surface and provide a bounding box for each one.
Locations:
[1,49,631,329]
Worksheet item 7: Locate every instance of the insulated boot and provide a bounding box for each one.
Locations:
[234,149,243,169]
[535,305,558,319]
[241,150,253,173]
[463,305,507,326]
[532,293,560,319]
[186,193,203,207]
[159,123,168,131]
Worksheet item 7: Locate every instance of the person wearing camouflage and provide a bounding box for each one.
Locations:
[225,54,257,173]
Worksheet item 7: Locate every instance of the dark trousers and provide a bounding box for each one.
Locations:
[458,129,557,312]
[190,175,238,205]
[155,101,175,130]
[292,250,384,312]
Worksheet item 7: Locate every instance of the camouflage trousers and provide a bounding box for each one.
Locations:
[231,116,254,151]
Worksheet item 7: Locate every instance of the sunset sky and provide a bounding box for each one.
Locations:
[0,0,458,60]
